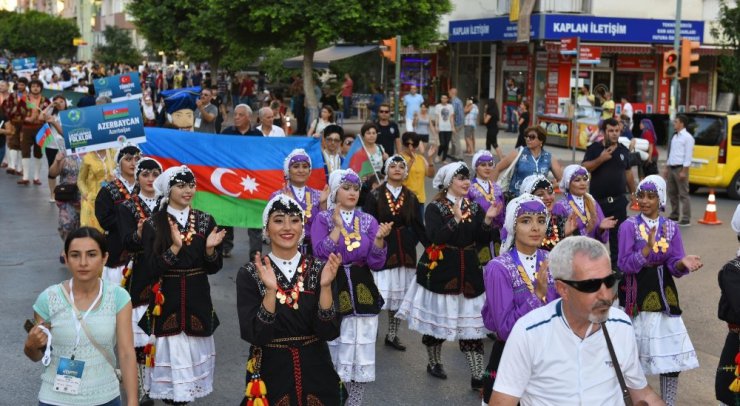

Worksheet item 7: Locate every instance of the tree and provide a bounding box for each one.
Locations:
[0,11,79,59]
[711,1,740,99]
[94,26,142,66]
[212,0,452,114]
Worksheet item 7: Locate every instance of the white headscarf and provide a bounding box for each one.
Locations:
[520,174,552,195]
[327,168,361,210]
[153,165,195,209]
[262,194,305,244]
[432,162,468,190]
[501,193,549,253]
[283,148,312,178]
[384,154,408,178]
[732,204,740,234]
[637,174,667,209]
[560,164,589,193]
[472,150,495,169]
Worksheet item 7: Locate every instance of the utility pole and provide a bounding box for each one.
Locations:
[394,35,402,123]
[670,0,682,134]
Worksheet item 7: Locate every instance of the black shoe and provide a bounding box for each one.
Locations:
[139,394,154,406]
[471,377,484,391]
[384,335,406,351]
[427,363,447,379]
[679,220,691,227]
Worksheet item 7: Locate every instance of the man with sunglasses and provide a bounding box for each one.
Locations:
[491,237,664,406]
[375,102,401,155]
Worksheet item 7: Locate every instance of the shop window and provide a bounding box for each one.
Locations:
[613,72,654,104]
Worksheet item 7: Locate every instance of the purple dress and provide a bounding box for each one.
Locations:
[467,178,505,262]
[551,193,608,243]
[270,185,322,254]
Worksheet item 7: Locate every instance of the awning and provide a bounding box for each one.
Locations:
[283,45,379,69]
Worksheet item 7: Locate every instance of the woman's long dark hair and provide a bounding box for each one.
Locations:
[152,201,173,254]
[65,226,108,254]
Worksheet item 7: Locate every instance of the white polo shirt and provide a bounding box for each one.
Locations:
[666,128,694,167]
[256,125,286,137]
[493,299,647,406]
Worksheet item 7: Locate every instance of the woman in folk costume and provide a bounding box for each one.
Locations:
[116,157,162,405]
[519,174,577,251]
[77,147,117,231]
[715,205,740,406]
[551,164,616,242]
[363,155,429,351]
[310,169,392,406]
[617,175,702,406]
[236,195,345,406]
[96,144,142,285]
[396,162,500,391]
[138,165,227,404]
[480,193,559,402]
[466,150,505,263]
[269,148,328,255]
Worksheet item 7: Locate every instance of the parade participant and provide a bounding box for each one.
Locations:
[138,165,226,404]
[49,150,81,263]
[552,164,616,242]
[481,193,558,403]
[161,87,201,131]
[716,207,740,406]
[467,150,504,262]
[116,157,162,404]
[311,169,391,406]
[236,195,344,405]
[363,155,428,351]
[25,227,138,406]
[40,95,67,202]
[18,78,50,185]
[269,148,329,255]
[4,77,26,176]
[519,174,577,251]
[322,124,344,176]
[96,144,141,285]
[397,162,499,390]
[493,126,563,199]
[617,175,702,406]
[78,148,117,232]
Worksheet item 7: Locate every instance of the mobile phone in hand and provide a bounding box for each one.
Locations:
[24,319,34,333]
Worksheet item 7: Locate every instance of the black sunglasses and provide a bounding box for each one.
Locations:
[405,141,420,147]
[379,110,390,113]
[558,273,622,293]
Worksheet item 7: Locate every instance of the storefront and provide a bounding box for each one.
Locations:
[448,13,713,147]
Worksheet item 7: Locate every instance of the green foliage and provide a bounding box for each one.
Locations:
[711,1,740,95]
[94,26,142,66]
[0,10,79,59]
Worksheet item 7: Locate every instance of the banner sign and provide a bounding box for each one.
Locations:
[449,15,703,44]
[59,99,145,154]
[578,47,602,64]
[560,37,578,55]
[93,72,142,102]
[12,57,37,75]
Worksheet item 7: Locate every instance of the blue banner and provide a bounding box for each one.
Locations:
[59,99,145,154]
[93,72,142,102]
[12,57,37,74]
[448,15,704,44]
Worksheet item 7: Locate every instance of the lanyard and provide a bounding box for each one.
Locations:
[69,278,103,359]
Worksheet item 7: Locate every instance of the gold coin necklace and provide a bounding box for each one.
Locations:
[340,217,362,252]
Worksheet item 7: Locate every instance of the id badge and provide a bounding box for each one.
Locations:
[194,118,202,128]
[54,357,85,394]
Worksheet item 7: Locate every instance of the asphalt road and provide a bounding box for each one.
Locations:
[1,129,737,405]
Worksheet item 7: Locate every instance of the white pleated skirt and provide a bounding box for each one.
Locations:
[102,265,124,286]
[372,266,415,311]
[396,276,487,341]
[145,332,216,402]
[632,312,699,375]
[328,315,379,383]
[131,305,149,348]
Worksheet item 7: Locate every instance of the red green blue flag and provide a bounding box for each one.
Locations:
[103,106,129,120]
[35,123,54,148]
[140,128,326,228]
[340,136,376,178]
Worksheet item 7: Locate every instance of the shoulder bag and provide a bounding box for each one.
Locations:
[496,146,523,193]
[602,322,634,406]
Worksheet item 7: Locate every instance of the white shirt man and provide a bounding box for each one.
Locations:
[621,97,634,122]
[256,107,285,137]
[403,85,424,131]
[665,115,695,224]
[491,237,664,406]
[435,96,454,133]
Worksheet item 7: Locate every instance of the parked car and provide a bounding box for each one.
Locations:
[686,112,740,199]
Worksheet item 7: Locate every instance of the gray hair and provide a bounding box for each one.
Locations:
[234,103,252,115]
[548,236,610,280]
[258,106,272,120]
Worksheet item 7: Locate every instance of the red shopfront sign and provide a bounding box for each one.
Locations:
[560,37,577,55]
[578,47,601,64]
[617,56,657,70]
[545,53,560,114]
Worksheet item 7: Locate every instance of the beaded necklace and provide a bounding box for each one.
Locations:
[275,259,306,310]
[511,250,541,295]
[444,197,473,223]
[172,211,197,245]
[568,195,590,227]
[340,217,362,251]
[385,188,405,216]
[541,216,560,250]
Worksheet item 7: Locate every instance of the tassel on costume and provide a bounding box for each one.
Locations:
[151,282,164,316]
[120,259,134,287]
[245,356,269,405]
[143,335,157,368]
[730,352,740,393]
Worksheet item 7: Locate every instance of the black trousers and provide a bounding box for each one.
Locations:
[596,194,628,270]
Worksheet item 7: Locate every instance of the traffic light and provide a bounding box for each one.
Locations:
[680,38,700,79]
[381,38,397,63]
[662,50,679,79]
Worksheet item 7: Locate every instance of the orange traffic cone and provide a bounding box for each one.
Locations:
[698,189,723,225]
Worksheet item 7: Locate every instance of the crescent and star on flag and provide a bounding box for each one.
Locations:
[210,168,259,197]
